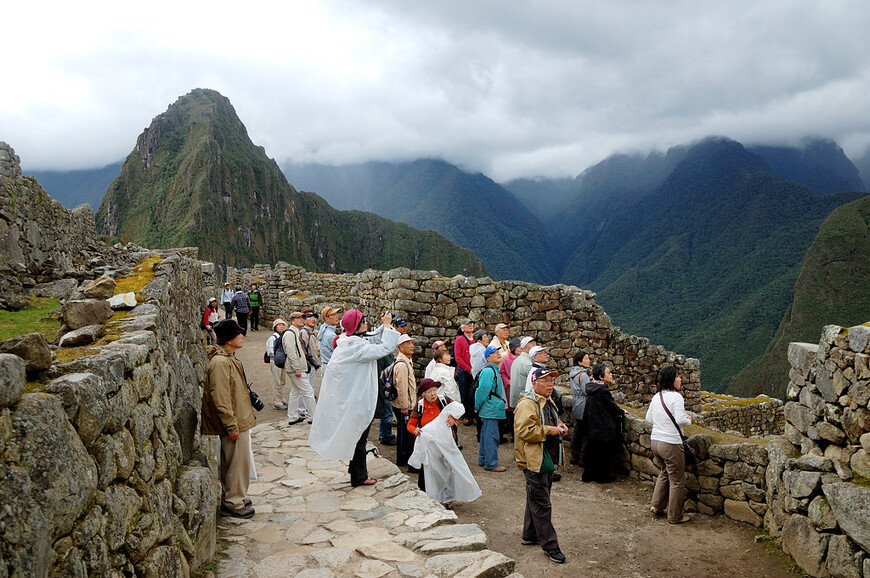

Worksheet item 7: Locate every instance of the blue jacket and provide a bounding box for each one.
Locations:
[475,363,506,419]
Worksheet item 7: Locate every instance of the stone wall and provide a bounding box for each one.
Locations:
[0,251,219,576]
[761,323,870,577]
[227,263,703,412]
[693,394,784,438]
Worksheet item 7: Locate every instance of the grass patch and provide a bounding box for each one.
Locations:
[114,254,163,302]
[0,297,62,341]
[701,396,777,412]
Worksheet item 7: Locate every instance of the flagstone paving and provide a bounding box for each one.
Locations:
[214,421,519,577]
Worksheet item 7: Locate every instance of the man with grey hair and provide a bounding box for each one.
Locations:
[510,336,536,409]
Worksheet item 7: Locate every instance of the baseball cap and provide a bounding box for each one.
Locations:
[520,336,535,349]
[321,306,341,318]
[457,317,472,326]
[509,338,522,352]
[494,323,508,332]
[289,312,303,319]
[395,317,408,327]
[432,340,447,350]
[531,367,558,382]
[484,345,502,359]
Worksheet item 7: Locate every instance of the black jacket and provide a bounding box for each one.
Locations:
[582,381,624,444]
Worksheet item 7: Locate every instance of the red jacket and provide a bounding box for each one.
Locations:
[454,334,474,373]
[203,305,218,328]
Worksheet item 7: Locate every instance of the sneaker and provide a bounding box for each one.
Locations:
[288,417,304,425]
[669,515,691,524]
[484,466,507,472]
[273,403,288,410]
[520,538,539,546]
[221,504,255,519]
[546,547,566,564]
[650,506,665,517]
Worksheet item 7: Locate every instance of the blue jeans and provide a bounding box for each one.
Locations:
[379,403,395,441]
[479,418,500,469]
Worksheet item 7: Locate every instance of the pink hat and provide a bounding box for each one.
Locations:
[341,309,364,335]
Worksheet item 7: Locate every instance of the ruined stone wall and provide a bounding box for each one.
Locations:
[228,263,703,411]
[0,251,219,576]
[693,395,784,438]
[761,323,870,577]
[0,141,105,309]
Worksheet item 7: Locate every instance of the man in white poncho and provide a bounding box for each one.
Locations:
[308,310,398,487]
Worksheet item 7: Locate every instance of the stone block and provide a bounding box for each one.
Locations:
[44,372,109,447]
[784,402,816,433]
[816,369,839,403]
[782,515,830,577]
[64,299,113,330]
[0,332,52,372]
[719,483,745,501]
[826,534,861,578]
[630,454,659,477]
[82,276,116,300]
[789,342,819,372]
[816,422,847,445]
[708,443,740,461]
[849,450,870,479]
[823,482,870,553]
[738,443,769,466]
[0,352,25,406]
[841,408,870,443]
[724,499,762,527]
[59,324,104,347]
[848,325,870,354]
[108,292,137,309]
[794,454,835,472]
[783,470,822,499]
[808,496,838,532]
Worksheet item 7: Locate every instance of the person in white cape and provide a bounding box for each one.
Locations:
[429,348,461,402]
[308,309,398,487]
[408,380,481,509]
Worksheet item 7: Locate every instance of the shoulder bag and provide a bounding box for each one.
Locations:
[658,392,697,467]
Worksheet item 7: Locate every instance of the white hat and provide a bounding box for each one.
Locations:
[520,336,535,349]
[397,334,414,346]
[529,345,547,358]
[272,318,288,330]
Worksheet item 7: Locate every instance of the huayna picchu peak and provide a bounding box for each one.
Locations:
[96,88,487,277]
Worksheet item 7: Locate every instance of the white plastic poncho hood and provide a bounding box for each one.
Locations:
[308,328,399,460]
[408,401,482,504]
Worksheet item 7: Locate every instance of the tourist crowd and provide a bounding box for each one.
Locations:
[200,291,694,565]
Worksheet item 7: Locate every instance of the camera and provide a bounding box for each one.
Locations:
[248,385,265,412]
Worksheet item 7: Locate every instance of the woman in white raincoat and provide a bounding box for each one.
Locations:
[309,309,398,487]
[408,380,482,508]
[429,349,461,402]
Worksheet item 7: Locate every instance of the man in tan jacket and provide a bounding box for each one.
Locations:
[391,334,417,469]
[201,319,256,519]
[514,367,568,564]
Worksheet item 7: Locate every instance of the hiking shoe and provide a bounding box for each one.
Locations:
[669,515,691,524]
[521,538,539,546]
[287,417,304,425]
[552,473,562,482]
[485,466,507,472]
[379,437,397,446]
[273,402,288,410]
[546,547,566,564]
[221,504,255,519]
[650,506,665,517]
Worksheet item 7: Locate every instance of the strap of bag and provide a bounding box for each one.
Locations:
[659,391,688,442]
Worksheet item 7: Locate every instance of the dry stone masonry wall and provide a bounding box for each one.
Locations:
[228,263,704,412]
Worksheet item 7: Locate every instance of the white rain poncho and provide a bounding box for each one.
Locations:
[429,362,461,402]
[308,328,399,460]
[408,401,482,504]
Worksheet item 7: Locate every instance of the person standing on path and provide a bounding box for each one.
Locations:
[646,365,692,524]
[300,307,321,391]
[568,350,592,465]
[475,345,507,472]
[453,319,475,426]
[309,310,398,487]
[514,367,568,564]
[392,334,418,469]
[510,337,536,409]
[247,283,262,331]
[231,287,251,335]
[284,312,316,424]
[220,283,234,320]
[266,318,288,410]
[201,319,256,519]
[318,306,341,368]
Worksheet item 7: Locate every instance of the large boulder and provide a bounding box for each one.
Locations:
[0,332,52,372]
[81,276,116,300]
[823,482,870,554]
[64,299,112,330]
[0,352,25,406]
[58,324,104,347]
[781,515,830,577]
[108,292,137,309]
[43,372,109,447]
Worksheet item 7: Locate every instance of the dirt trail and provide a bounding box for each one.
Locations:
[234,327,798,577]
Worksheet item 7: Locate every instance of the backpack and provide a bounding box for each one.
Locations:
[379,361,398,401]
[417,394,447,414]
[273,331,287,368]
[470,365,498,408]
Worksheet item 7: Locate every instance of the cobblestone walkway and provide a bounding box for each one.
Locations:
[215,421,518,577]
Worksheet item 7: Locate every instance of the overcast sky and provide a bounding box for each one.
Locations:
[3,0,869,181]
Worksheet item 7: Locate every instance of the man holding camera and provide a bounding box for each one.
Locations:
[201,319,256,519]
[285,311,317,425]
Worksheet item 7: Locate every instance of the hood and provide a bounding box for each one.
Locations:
[207,345,230,359]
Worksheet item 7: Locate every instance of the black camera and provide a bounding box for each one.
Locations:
[306,353,321,371]
[248,384,265,412]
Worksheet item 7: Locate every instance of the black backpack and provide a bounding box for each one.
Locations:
[379,361,399,401]
[470,365,498,407]
[273,331,287,368]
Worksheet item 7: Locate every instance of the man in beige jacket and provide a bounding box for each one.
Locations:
[514,367,568,564]
[391,334,418,469]
[284,312,317,424]
[201,319,256,518]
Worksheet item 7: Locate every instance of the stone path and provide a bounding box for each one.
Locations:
[215,421,518,577]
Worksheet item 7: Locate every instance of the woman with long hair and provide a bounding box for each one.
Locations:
[645,366,692,524]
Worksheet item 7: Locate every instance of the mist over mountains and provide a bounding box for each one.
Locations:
[22,88,869,395]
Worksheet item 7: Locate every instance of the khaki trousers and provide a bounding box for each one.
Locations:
[220,430,252,511]
[270,361,286,406]
[651,439,686,522]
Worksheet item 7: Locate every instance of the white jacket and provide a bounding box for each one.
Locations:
[645,390,691,445]
[308,328,400,460]
[430,362,461,402]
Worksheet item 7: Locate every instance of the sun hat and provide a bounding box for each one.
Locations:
[272,318,287,330]
[341,309,365,335]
